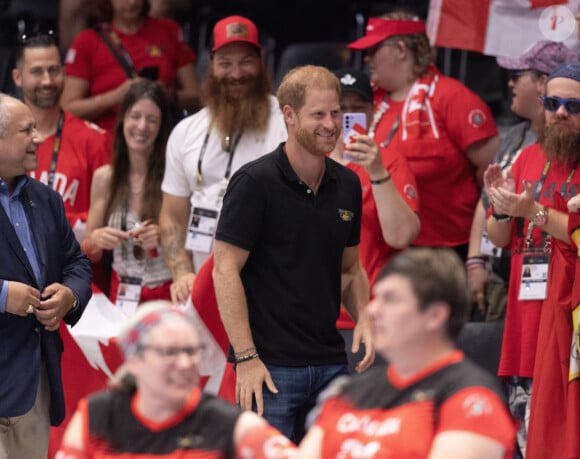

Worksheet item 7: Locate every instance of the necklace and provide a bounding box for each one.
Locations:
[129,175,145,195]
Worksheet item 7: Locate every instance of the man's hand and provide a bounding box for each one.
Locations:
[467,264,488,316]
[35,283,76,331]
[236,358,278,415]
[170,272,196,303]
[484,165,515,196]
[5,281,41,316]
[489,179,535,218]
[352,312,375,373]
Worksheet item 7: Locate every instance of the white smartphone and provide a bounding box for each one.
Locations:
[343,112,367,144]
[342,112,367,160]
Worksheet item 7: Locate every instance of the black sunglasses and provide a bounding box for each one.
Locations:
[542,96,580,115]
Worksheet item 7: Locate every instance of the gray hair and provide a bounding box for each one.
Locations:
[0,94,11,138]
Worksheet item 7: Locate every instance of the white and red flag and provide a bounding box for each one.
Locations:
[427,0,580,57]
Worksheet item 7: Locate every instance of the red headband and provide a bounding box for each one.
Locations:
[348,18,426,50]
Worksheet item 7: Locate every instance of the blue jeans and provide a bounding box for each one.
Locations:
[258,363,348,443]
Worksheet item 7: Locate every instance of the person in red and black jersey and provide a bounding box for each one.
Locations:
[298,248,516,458]
[54,302,294,459]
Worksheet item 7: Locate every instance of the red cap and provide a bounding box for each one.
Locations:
[212,15,262,52]
[348,18,426,50]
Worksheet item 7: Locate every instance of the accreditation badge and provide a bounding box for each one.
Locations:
[116,276,142,316]
[517,253,549,300]
[185,206,219,253]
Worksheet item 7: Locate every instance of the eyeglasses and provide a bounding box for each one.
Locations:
[138,344,206,360]
[508,69,546,83]
[542,96,580,115]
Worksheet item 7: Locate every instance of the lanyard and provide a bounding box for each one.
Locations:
[196,124,242,184]
[120,197,130,261]
[500,125,527,172]
[100,23,138,78]
[381,117,400,148]
[120,198,147,261]
[525,161,576,247]
[369,96,399,148]
[47,111,64,189]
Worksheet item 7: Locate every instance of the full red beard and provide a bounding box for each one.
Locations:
[540,120,580,167]
[202,64,273,137]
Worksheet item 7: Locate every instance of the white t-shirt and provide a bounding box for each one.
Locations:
[162,94,288,271]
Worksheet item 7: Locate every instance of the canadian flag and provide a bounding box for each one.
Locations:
[427,0,580,57]
[48,256,236,457]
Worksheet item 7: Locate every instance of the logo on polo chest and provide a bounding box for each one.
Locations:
[338,209,354,222]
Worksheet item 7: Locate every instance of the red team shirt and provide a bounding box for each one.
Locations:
[372,75,497,247]
[28,112,110,229]
[498,144,580,378]
[337,150,419,329]
[65,17,195,132]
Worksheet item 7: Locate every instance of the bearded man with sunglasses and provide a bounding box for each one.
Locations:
[485,62,580,458]
[466,41,577,324]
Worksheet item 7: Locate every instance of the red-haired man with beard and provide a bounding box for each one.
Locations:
[485,62,580,458]
[213,66,373,444]
[159,16,287,303]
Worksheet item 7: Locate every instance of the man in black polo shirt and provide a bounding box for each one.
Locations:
[213,65,374,443]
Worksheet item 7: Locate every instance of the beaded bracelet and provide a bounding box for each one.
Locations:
[465,258,485,269]
[492,212,512,222]
[235,352,259,364]
[234,346,256,357]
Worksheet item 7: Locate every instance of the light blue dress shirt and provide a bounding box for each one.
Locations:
[0,176,41,313]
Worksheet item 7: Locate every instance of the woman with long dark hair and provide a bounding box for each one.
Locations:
[82,79,173,312]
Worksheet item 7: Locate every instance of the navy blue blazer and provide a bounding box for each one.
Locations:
[0,177,92,425]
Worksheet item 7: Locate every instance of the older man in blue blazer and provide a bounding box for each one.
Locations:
[0,94,92,459]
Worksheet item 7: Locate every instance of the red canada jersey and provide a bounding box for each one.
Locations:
[28,112,110,228]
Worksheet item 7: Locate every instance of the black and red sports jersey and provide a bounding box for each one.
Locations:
[82,386,240,458]
[314,351,515,458]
